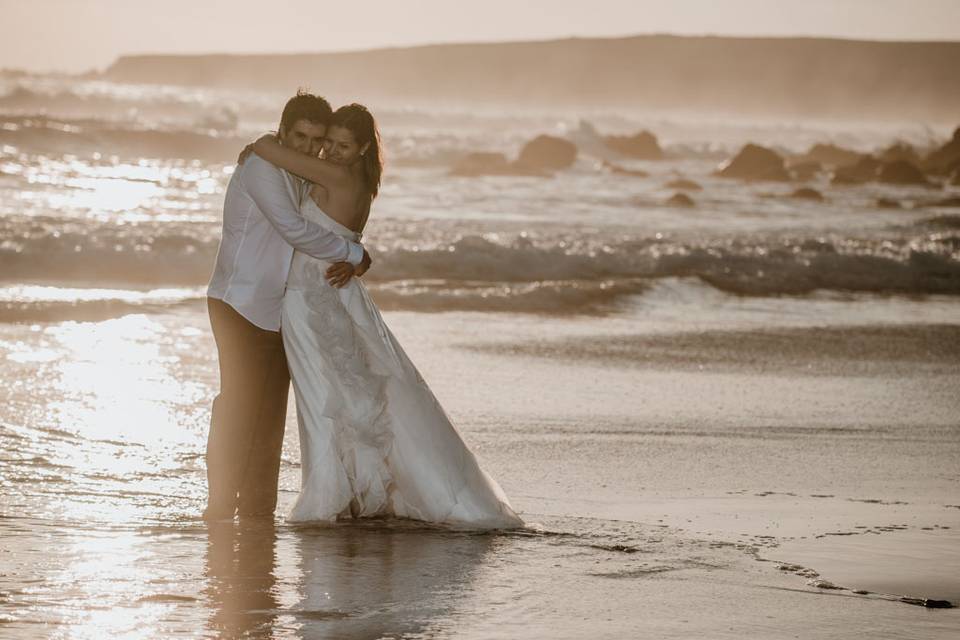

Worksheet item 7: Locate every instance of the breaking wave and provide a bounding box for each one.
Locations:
[2,220,957,319]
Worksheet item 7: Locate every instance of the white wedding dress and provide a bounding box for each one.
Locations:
[281,198,523,529]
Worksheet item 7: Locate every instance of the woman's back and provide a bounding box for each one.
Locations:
[306,167,369,234]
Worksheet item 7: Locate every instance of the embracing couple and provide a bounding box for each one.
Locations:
[204,91,523,529]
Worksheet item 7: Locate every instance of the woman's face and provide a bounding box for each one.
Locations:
[323,125,368,165]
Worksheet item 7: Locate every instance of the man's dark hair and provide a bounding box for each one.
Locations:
[278,89,332,134]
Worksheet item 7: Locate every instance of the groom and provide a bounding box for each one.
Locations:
[204,90,371,521]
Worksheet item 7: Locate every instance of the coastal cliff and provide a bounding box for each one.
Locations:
[103,34,960,120]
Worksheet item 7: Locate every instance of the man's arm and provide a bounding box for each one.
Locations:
[239,153,364,265]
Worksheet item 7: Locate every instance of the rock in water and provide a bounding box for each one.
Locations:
[878,159,933,186]
[876,197,901,209]
[832,156,882,184]
[790,187,824,201]
[718,144,789,181]
[603,130,663,159]
[807,579,843,590]
[900,597,954,609]
[798,143,863,167]
[665,178,702,191]
[880,142,920,164]
[930,196,960,208]
[517,135,578,171]
[788,161,822,181]
[924,125,960,175]
[603,161,648,177]
[666,192,695,207]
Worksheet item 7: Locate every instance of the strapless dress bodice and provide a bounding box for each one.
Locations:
[286,199,361,290]
[300,198,361,242]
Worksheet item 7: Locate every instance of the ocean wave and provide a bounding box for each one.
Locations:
[2,223,958,311]
[0,286,203,323]
[0,221,217,286]
[921,214,960,230]
[0,81,281,130]
[0,114,245,161]
[368,233,960,297]
[367,279,649,314]
[0,112,501,167]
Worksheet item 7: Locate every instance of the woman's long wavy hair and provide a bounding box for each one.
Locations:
[330,103,383,201]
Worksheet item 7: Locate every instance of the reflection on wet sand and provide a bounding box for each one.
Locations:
[205,520,281,638]
[204,519,496,639]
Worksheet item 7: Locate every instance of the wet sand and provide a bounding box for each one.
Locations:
[1,303,959,638]
[470,323,960,375]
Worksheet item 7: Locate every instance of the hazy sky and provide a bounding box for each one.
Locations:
[3,0,959,72]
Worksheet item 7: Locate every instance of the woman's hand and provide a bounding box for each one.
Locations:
[237,142,255,165]
[325,250,371,288]
[325,262,356,288]
[253,133,280,154]
[237,133,279,165]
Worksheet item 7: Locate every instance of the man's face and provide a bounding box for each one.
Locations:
[278,119,327,157]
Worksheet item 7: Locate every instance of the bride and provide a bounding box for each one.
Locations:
[244,104,523,530]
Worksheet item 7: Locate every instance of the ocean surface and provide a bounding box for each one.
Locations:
[0,72,958,638]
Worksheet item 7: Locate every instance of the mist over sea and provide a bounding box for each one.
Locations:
[1,70,958,638]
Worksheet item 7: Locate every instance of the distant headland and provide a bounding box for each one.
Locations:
[103,34,960,121]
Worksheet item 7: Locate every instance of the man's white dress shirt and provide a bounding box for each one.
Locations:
[207,153,364,331]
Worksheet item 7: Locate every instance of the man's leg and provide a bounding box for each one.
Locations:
[237,335,290,517]
[205,298,286,519]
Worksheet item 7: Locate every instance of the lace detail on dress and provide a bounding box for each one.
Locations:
[300,261,395,518]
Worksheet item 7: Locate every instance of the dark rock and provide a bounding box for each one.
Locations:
[832,156,882,184]
[665,178,702,191]
[899,597,954,609]
[930,197,960,208]
[952,170,960,186]
[718,144,790,181]
[666,192,695,207]
[799,143,863,167]
[809,579,843,590]
[788,161,822,181]
[602,130,663,159]
[880,142,920,164]
[876,197,901,209]
[450,152,546,177]
[800,239,837,253]
[923,126,960,175]
[877,159,933,187]
[922,214,960,228]
[790,187,824,201]
[602,161,648,177]
[517,135,578,171]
